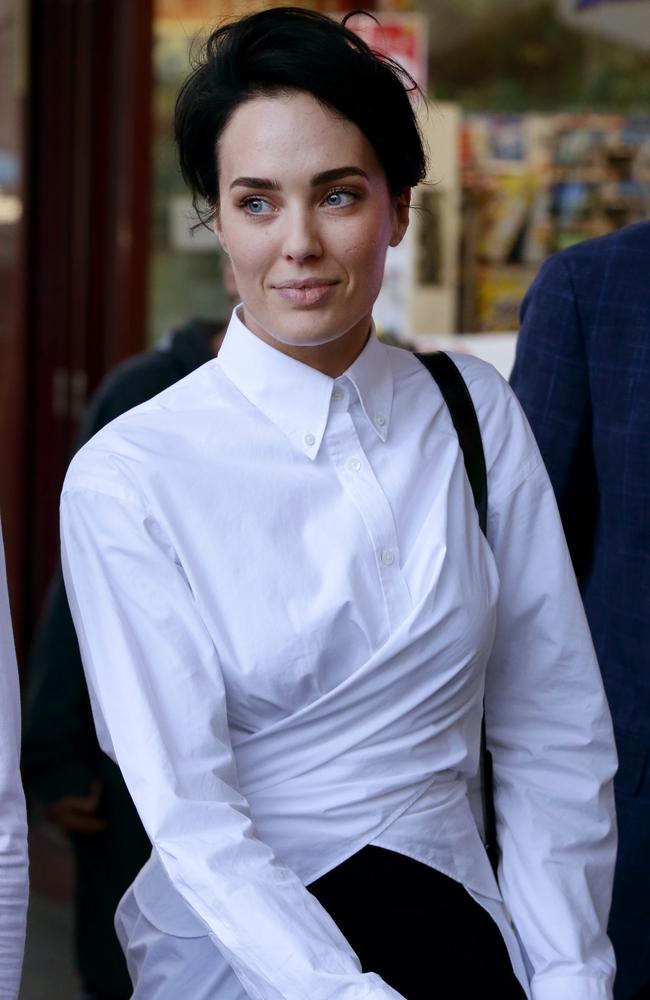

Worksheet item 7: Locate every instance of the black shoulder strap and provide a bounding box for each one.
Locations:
[414,352,487,536]
[414,351,498,875]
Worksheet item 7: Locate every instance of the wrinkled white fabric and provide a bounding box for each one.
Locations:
[0,521,28,999]
[61,309,617,1000]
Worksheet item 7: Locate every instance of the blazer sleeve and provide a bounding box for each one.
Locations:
[509,254,598,580]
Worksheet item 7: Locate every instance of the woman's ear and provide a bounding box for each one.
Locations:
[389,187,411,248]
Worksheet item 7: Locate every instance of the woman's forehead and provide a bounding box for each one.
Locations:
[217,91,380,181]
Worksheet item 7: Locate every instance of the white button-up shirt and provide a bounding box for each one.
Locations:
[61,309,617,1000]
[0,522,28,999]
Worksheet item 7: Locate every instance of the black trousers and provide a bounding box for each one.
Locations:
[309,846,526,1000]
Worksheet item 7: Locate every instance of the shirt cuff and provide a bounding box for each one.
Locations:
[531,976,613,1000]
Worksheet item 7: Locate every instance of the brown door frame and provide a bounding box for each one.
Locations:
[14,0,153,655]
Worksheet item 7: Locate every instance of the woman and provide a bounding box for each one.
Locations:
[61,9,617,999]
[0,521,28,999]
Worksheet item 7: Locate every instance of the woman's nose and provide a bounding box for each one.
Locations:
[282,208,323,262]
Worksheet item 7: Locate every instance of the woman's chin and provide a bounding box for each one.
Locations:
[247,313,351,350]
[268,329,349,349]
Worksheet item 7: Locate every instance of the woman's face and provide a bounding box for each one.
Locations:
[215,90,410,353]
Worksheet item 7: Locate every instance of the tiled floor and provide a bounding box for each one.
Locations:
[20,892,80,1000]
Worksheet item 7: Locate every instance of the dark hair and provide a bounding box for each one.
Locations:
[174,7,427,222]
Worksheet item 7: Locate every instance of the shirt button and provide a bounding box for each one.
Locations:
[375,415,386,427]
[304,433,315,447]
[381,549,396,566]
[347,457,362,473]
[332,389,343,402]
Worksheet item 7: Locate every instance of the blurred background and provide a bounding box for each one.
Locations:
[0,0,648,995]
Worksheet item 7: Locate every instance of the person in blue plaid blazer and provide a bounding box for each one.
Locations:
[510,220,650,1000]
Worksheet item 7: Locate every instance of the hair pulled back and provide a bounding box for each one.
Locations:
[174,6,427,221]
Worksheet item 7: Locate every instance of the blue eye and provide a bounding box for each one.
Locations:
[325,190,355,208]
[243,197,272,215]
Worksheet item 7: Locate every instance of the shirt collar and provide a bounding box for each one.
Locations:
[217,307,394,459]
[342,330,393,444]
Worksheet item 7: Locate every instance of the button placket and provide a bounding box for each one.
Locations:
[325,409,410,631]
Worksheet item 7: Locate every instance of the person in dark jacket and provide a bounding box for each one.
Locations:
[23,318,226,1000]
[510,220,650,1000]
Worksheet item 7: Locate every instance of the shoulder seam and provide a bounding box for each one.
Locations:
[61,481,152,515]
[488,453,543,510]
[442,353,546,508]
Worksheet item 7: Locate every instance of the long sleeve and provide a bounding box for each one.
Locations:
[23,346,190,805]
[0,522,28,999]
[60,483,403,1000]
[509,255,598,580]
[482,389,617,1000]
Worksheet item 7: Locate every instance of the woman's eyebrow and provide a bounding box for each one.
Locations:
[229,177,280,191]
[229,167,369,192]
[311,167,369,186]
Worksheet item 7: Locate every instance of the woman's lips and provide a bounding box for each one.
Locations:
[273,281,338,307]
